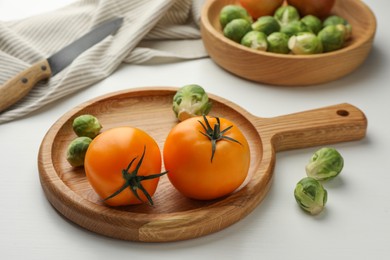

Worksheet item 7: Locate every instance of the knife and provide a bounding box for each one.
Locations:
[0,17,123,113]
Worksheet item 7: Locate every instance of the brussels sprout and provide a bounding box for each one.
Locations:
[280,20,310,37]
[336,23,352,41]
[323,15,352,40]
[223,18,252,43]
[241,31,268,51]
[173,84,212,121]
[274,5,300,26]
[305,147,344,181]
[66,136,92,167]
[251,16,280,36]
[323,15,348,27]
[301,15,322,34]
[267,32,290,54]
[219,5,252,29]
[318,25,346,52]
[72,114,102,139]
[288,32,323,55]
[294,177,328,215]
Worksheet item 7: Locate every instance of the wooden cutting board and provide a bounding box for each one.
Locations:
[38,87,367,242]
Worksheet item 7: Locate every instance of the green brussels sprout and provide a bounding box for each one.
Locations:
[267,32,290,54]
[318,25,346,52]
[336,23,352,41]
[173,84,212,121]
[323,15,352,40]
[323,15,348,27]
[301,15,322,34]
[288,32,323,55]
[280,20,310,37]
[251,16,280,36]
[66,136,92,167]
[305,147,344,181]
[274,5,300,26]
[72,114,102,139]
[241,31,268,51]
[223,18,252,43]
[219,5,252,29]
[294,177,328,215]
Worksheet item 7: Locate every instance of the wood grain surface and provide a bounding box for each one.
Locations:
[200,0,377,86]
[38,87,367,242]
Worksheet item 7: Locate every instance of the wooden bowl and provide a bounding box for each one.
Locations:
[200,0,377,86]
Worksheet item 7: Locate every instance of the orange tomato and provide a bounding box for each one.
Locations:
[287,0,335,18]
[163,116,250,200]
[239,0,284,19]
[84,126,165,206]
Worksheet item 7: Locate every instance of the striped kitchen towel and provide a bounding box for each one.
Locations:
[0,0,208,124]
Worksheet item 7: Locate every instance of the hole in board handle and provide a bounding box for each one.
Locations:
[337,110,349,117]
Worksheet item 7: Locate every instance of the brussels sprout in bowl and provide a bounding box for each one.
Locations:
[200,0,376,86]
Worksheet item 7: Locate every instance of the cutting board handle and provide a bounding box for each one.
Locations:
[254,103,367,152]
[0,59,52,113]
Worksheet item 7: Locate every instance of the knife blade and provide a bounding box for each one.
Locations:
[0,17,123,113]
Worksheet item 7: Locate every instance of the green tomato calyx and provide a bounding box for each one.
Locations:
[198,115,242,163]
[104,146,167,206]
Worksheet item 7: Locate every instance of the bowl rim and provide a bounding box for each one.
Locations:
[200,0,377,60]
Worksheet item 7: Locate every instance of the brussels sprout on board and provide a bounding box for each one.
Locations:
[173,84,212,122]
[72,114,102,139]
[66,136,92,167]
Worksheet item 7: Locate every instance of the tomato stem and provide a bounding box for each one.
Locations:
[198,115,242,162]
[103,146,167,206]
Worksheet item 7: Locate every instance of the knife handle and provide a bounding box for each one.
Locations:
[0,59,52,113]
